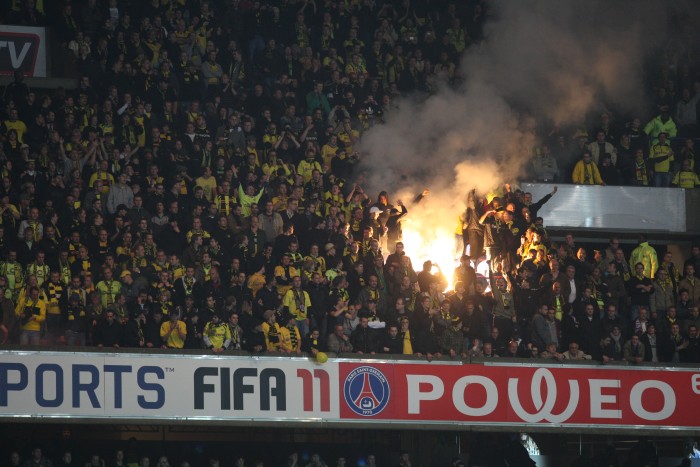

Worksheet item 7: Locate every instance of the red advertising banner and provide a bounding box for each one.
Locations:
[339,362,700,429]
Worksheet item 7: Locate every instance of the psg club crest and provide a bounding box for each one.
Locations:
[343,366,390,416]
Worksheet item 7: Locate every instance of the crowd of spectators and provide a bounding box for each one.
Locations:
[0,0,698,366]
[8,438,700,467]
[5,448,396,467]
[533,114,700,188]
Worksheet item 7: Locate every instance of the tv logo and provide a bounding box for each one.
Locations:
[0,28,45,77]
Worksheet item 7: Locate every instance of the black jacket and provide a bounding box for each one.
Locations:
[350,325,377,353]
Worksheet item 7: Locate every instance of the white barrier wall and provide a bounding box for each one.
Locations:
[521,184,687,232]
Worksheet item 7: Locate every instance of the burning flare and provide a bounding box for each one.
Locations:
[400,217,458,292]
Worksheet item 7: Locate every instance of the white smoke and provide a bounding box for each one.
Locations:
[356,0,674,276]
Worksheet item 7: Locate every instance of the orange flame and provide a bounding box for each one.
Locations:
[400,218,458,292]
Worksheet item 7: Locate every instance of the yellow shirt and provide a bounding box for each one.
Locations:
[320,144,337,169]
[305,255,326,275]
[3,120,28,142]
[271,195,289,212]
[280,325,301,352]
[0,204,19,226]
[274,265,298,296]
[282,288,312,321]
[672,170,700,188]
[324,192,345,211]
[337,129,360,153]
[262,321,282,351]
[247,272,266,297]
[263,161,292,181]
[89,171,115,192]
[554,295,563,321]
[160,320,187,348]
[96,280,122,308]
[15,297,46,332]
[297,159,322,183]
[403,330,413,355]
[45,282,64,315]
[133,115,147,147]
[262,133,280,152]
[171,265,185,281]
[455,216,465,235]
[195,175,217,202]
[26,263,50,287]
[203,321,231,349]
[186,229,211,244]
[344,62,367,76]
[649,143,674,173]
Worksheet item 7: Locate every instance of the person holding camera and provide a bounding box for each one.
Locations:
[15,286,46,346]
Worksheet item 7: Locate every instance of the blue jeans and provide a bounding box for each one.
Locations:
[65,330,86,347]
[248,35,265,63]
[654,172,671,187]
[295,319,309,338]
[46,314,62,337]
[20,330,41,346]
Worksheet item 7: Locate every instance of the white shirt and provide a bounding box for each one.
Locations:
[568,278,577,303]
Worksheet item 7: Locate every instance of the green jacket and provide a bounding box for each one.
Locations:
[643,115,677,143]
[629,242,658,279]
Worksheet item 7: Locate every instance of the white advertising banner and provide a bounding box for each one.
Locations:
[521,184,686,232]
[0,351,340,421]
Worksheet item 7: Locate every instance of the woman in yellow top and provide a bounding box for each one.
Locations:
[262,310,282,352]
[15,286,46,345]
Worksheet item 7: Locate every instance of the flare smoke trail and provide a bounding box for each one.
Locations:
[357,0,680,273]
